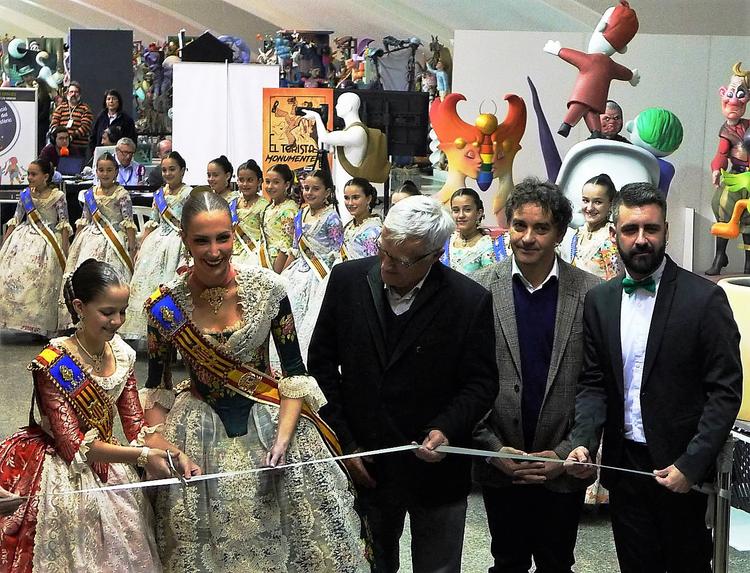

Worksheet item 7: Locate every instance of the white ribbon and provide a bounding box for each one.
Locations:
[5,443,669,503]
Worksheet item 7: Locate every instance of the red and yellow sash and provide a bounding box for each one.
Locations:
[20,188,66,269]
[145,286,341,456]
[31,345,115,443]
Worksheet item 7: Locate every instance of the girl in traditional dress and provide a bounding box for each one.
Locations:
[281,170,343,361]
[568,174,620,506]
[568,173,621,281]
[259,164,299,273]
[0,159,71,336]
[121,151,191,340]
[340,177,382,260]
[142,191,367,573]
[58,152,137,331]
[0,259,199,573]
[207,155,238,203]
[441,188,496,275]
[231,159,268,268]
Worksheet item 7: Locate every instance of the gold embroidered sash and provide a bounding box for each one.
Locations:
[145,286,341,456]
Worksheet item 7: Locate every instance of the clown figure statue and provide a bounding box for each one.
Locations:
[544,1,640,138]
[706,62,750,275]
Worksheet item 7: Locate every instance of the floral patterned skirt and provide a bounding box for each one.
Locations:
[0,426,161,573]
[0,224,65,336]
[154,392,368,573]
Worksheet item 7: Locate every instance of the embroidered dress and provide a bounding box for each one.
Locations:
[341,216,382,260]
[121,184,191,340]
[58,185,136,330]
[281,206,343,362]
[570,224,620,280]
[0,336,161,573]
[142,268,367,573]
[442,232,496,275]
[569,224,618,505]
[260,199,298,268]
[0,189,71,335]
[233,195,269,267]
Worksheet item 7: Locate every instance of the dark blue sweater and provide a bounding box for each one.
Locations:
[512,274,558,451]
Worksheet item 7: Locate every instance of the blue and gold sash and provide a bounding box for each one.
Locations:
[21,188,66,269]
[493,234,508,261]
[145,286,341,456]
[153,187,181,233]
[84,188,133,273]
[294,208,330,281]
[31,345,115,443]
[439,237,451,267]
[570,233,578,261]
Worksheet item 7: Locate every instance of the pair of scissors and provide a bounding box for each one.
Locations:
[166,450,188,487]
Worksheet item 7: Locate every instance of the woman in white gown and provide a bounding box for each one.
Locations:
[231,159,268,268]
[0,159,71,336]
[58,152,137,331]
[340,177,382,261]
[281,169,343,362]
[121,151,191,340]
[142,190,367,572]
[0,259,198,573]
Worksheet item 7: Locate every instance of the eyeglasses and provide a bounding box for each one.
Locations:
[600,115,622,122]
[117,149,135,156]
[376,239,437,268]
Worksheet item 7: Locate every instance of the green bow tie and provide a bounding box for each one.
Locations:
[622,276,656,295]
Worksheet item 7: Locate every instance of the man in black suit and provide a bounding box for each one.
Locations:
[308,195,498,573]
[566,182,743,573]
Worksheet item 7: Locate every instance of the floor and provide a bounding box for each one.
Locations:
[1,331,749,572]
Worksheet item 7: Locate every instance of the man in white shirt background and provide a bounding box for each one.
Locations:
[115,137,143,186]
[567,182,742,573]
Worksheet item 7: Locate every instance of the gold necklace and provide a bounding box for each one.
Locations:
[74,332,109,373]
[458,231,480,247]
[200,286,228,314]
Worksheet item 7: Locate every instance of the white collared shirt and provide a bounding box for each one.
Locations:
[620,258,667,443]
[385,268,431,316]
[511,255,559,293]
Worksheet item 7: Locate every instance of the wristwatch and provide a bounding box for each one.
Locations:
[136,446,151,468]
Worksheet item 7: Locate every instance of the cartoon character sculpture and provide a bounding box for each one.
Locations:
[626,107,683,197]
[707,62,750,275]
[544,0,640,138]
[430,93,526,218]
[1,157,25,184]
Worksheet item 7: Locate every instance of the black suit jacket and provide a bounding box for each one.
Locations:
[308,257,499,504]
[573,256,742,487]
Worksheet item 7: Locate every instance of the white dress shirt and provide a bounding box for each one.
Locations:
[511,255,559,293]
[620,258,666,443]
[385,268,431,316]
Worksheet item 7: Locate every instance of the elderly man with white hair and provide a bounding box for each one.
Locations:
[115,137,143,185]
[308,195,499,573]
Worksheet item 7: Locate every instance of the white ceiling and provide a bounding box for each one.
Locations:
[2,1,749,49]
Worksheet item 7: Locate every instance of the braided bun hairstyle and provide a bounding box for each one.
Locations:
[63,259,126,325]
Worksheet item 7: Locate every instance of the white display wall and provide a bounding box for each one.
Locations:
[172,62,279,186]
[0,87,37,184]
[452,30,750,273]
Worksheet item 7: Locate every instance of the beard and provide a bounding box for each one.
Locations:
[616,237,666,277]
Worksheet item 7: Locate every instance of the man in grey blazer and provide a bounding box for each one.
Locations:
[473,177,601,573]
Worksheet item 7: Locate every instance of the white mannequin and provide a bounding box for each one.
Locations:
[303,92,367,225]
